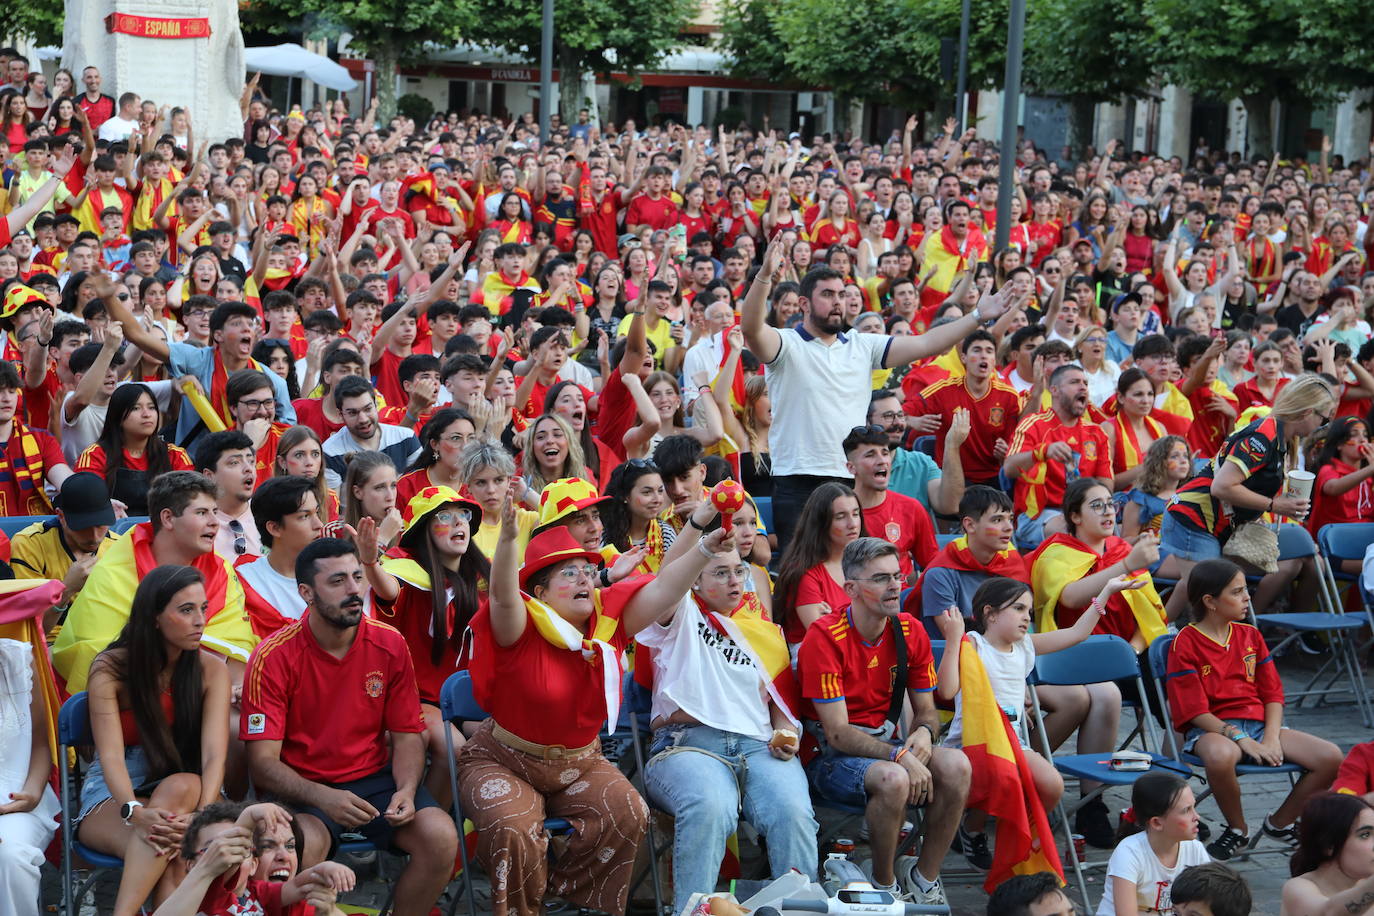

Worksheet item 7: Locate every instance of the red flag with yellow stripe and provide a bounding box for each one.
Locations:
[956,634,1063,892]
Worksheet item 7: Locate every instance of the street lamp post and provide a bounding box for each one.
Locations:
[955,0,970,131]
[994,0,1026,253]
[539,0,554,141]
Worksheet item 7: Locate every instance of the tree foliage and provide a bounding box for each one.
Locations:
[759,0,1007,109]
[464,0,699,120]
[241,0,476,116]
[718,0,789,85]
[1,0,63,47]
[1024,0,1155,104]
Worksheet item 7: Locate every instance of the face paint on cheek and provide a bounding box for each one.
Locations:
[432,522,453,539]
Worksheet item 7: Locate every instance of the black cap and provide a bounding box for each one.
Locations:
[56,473,115,530]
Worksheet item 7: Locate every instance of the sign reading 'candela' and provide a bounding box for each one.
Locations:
[103,13,211,38]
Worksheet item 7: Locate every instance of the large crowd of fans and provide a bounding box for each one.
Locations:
[7,44,1374,916]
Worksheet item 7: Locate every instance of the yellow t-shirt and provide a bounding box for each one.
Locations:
[616,314,675,367]
[474,509,539,560]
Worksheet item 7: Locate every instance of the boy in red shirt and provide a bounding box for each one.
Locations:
[157,801,353,916]
[843,425,936,580]
[240,538,458,914]
[797,537,969,905]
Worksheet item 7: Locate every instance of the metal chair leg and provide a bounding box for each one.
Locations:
[445,722,479,916]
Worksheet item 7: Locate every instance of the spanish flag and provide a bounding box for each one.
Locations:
[1029,533,1166,645]
[956,634,1063,892]
[0,579,65,761]
[1101,382,1193,438]
[52,524,255,692]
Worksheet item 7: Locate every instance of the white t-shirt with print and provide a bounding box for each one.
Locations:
[1096,832,1211,916]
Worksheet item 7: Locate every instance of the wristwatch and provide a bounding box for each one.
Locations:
[120,800,144,823]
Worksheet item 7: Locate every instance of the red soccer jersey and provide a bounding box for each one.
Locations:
[1007,411,1112,518]
[1233,377,1288,415]
[1335,742,1374,796]
[592,367,634,460]
[788,564,849,645]
[582,190,622,257]
[240,616,426,784]
[341,199,378,241]
[798,609,936,729]
[0,426,64,517]
[195,878,289,916]
[372,347,408,409]
[76,443,194,477]
[863,491,937,579]
[625,193,679,231]
[290,398,343,441]
[364,207,416,239]
[1308,459,1374,533]
[914,376,1024,483]
[375,572,485,704]
[677,211,713,242]
[22,366,60,431]
[467,577,648,748]
[1165,622,1283,733]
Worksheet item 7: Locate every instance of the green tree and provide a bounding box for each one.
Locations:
[1024,0,1156,156]
[766,0,1007,113]
[465,0,699,123]
[718,0,789,85]
[1144,0,1374,157]
[0,0,62,47]
[241,0,475,117]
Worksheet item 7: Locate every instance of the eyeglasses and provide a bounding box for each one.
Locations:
[228,518,246,555]
[849,424,887,437]
[433,508,473,525]
[1044,266,1063,274]
[1317,413,1332,426]
[627,458,658,470]
[853,572,902,587]
[237,397,276,412]
[555,563,598,582]
[708,565,749,582]
[1084,499,1114,517]
[1082,337,1108,345]
[871,411,904,424]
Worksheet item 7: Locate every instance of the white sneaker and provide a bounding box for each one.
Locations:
[906,878,947,906]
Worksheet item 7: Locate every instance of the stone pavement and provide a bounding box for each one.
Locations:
[41,649,1371,916]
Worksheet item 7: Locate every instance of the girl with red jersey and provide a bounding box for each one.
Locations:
[1308,416,1374,545]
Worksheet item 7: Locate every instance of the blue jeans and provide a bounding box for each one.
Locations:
[1160,512,1223,563]
[644,724,818,913]
[1015,509,1062,553]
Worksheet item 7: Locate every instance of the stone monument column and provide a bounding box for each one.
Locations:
[61,0,245,141]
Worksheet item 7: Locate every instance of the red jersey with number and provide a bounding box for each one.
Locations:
[798,609,936,729]
[914,376,1024,482]
[862,491,937,579]
[1165,622,1283,733]
[1007,411,1112,518]
[240,616,425,784]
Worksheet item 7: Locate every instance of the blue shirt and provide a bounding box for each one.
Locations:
[1106,330,1135,366]
[888,448,941,512]
[167,343,295,447]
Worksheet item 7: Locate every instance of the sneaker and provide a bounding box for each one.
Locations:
[906,878,947,906]
[956,824,992,871]
[1257,815,1300,846]
[1075,798,1116,849]
[1206,825,1249,861]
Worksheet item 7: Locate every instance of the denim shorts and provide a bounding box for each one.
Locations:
[1159,512,1223,563]
[77,746,151,826]
[1182,718,1279,755]
[1014,509,1062,554]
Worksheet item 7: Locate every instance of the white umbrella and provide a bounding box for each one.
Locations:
[243,43,356,92]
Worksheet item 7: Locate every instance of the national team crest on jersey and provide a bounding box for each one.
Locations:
[885,522,901,542]
[1243,647,1257,682]
[988,407,1005,426]
[1082,440,1099,461]
[364,670,385,698]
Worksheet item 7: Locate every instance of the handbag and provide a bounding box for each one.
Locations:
[1221,520,1279,574]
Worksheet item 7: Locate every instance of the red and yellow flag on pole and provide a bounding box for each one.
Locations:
[956,634,1064,892]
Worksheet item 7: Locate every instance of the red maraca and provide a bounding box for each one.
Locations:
[709,479,747,534]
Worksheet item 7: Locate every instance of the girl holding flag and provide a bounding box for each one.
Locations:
[456,495,734,916]
[935,574,1137,873]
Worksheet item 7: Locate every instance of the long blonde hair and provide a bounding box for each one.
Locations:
[740,375,770,468]
[274,425,331,524]
[524,413,586,495]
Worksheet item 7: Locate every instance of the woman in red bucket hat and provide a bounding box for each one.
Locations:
[456,494,735,916]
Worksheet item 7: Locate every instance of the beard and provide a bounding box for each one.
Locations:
[315,595,365,629]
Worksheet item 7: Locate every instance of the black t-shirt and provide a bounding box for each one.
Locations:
[1275,302,1324,338]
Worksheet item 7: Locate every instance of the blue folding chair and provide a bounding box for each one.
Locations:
[1252,525,1372,725]
[1147,634,1302,859]
[0,514,52,538]
[1317,522,1374,623]
[753,496,773,534]
[114,516,149,535]
[935,533,959,549]
[58,692,125,916]
[1026,635,1191,906]
[438,671,664,916]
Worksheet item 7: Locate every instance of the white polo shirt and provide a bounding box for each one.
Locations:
[765,326,891,478]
